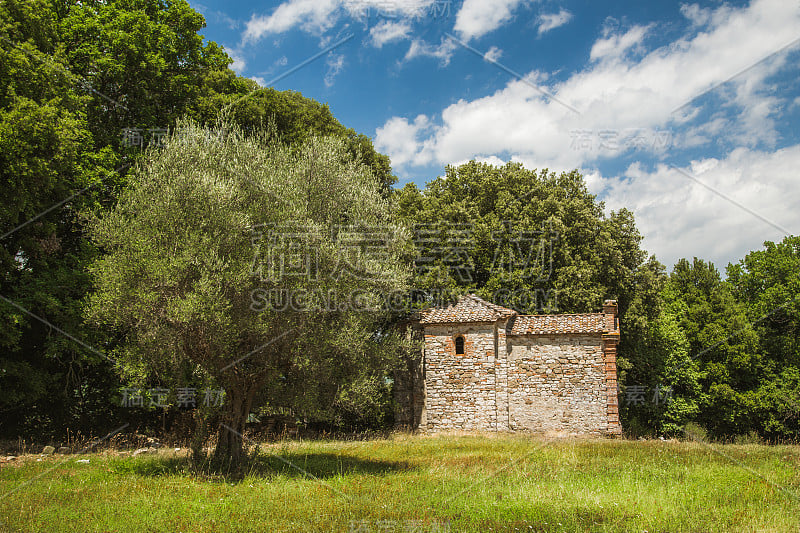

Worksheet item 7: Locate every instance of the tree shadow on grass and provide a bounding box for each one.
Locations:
[111,451,414,483]
[250,451,413,478]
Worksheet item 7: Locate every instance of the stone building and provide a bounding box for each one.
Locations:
[394,295,621,436]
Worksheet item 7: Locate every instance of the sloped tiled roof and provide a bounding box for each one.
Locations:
[419,294,517,324]
[509,313,610,335]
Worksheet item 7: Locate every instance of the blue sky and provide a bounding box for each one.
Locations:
[190,0,800,270]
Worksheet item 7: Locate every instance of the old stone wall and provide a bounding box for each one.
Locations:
[423,324,499,431]
[400,313,621,436]
[506,334,610,436]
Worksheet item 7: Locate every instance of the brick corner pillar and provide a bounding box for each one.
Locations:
[602,300,622,436]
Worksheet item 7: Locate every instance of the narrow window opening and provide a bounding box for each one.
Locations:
[455,336,465,355]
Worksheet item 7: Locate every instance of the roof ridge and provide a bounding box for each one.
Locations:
[518,312,606,317]
[465,293,490,304]
[419,293,516,324]
[465,293,514,309]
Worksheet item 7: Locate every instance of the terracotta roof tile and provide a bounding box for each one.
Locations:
[509,313,609,335]
[419,294,517,324]
[419,295,618,334]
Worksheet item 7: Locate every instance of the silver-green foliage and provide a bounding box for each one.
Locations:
[86,120,412,459]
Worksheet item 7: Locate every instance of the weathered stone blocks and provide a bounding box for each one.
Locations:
[395,296,622,436]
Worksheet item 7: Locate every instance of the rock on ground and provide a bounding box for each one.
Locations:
[132,447,158,457]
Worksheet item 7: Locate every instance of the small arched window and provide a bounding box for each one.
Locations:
[455,336,465,355]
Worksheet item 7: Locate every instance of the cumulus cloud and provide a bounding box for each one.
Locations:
[375,115,434,167]
[589,24,650,61]
[454,0,530,41]
[537,9,573,35]
[475,155,507,166]
[377,0,800,172]
[598,145,800,268]
[374,0,799,266]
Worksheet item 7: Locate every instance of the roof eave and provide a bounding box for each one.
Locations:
[507,330,609,336]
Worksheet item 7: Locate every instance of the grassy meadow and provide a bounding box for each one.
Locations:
[1,434,799,532]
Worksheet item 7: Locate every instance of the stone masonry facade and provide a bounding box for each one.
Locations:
[394,295,621,436]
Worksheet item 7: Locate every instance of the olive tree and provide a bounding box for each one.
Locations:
[86,121,411,466]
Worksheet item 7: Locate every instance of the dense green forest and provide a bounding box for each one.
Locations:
[1,0,798,445]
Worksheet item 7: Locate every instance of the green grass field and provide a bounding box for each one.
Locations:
[1,434,799,532]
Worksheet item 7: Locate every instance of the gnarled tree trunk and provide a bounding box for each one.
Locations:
[213,384,256,471]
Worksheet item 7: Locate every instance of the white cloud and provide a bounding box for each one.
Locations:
[242,0,434,44]
[476,155,506,166]
[250,76,266,86]
[377,0,800,173]
[243,0,339,42]
[324,53,345,87]
[676,116,728,149]
[374,115,434,167]
[589,24,650,62]
[450,154,510,167]
[680,3,713,27]
[454,0,529,41]
[537,9,573,35]
[229,50,246,73]
[597,145,800,268]
[403,38,457,65]
[369,20,412,48]
[483,46,503,62]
